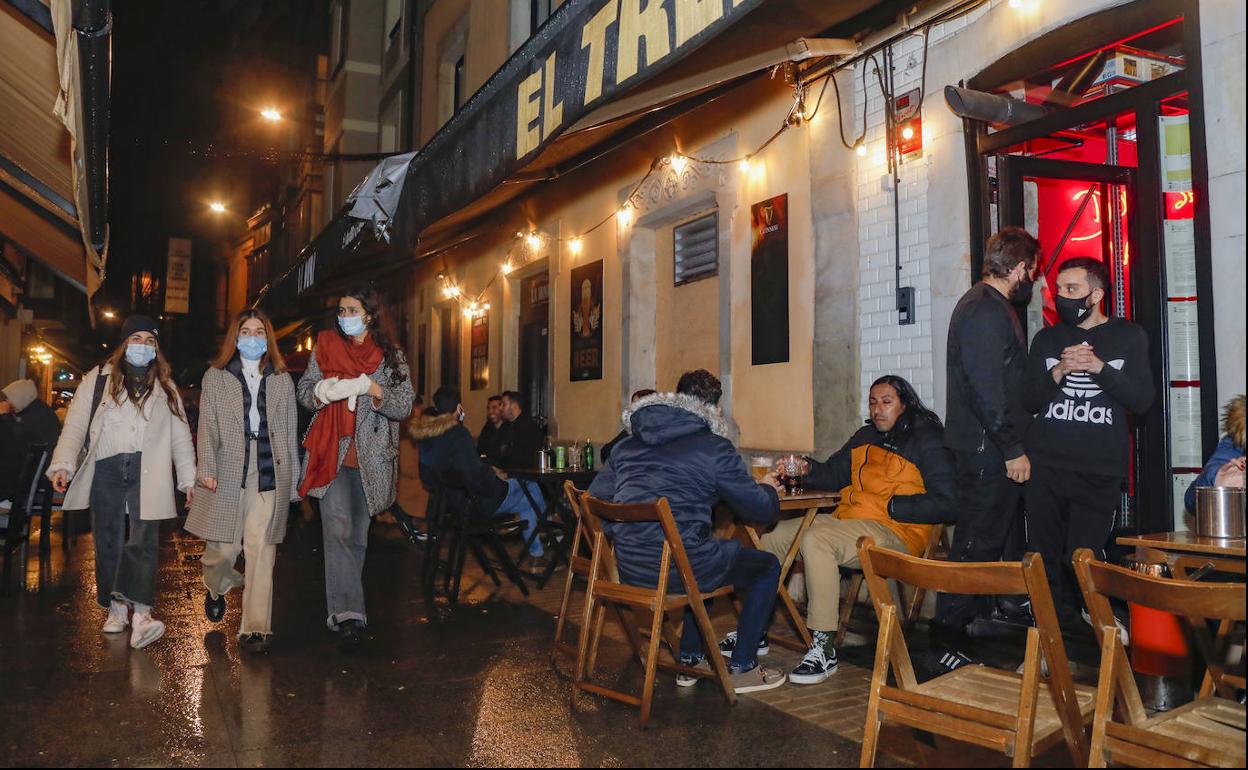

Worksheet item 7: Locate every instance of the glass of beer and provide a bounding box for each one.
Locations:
[778,454,808,496]
[751,456,772,482]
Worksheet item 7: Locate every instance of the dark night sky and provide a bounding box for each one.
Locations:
[104,0,326,376]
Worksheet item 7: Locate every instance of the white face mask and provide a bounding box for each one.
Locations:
[338,315,367,336]
[125,343,157,368]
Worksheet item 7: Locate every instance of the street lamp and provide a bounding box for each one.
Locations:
[101,309,116,319]
[210,201,227,214]
[261,107,282,123]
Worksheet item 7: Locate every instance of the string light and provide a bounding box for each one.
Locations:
[855,142,868,157]
[738,157,752,173]
[500,260,513,275]
[669,154,687,174]
[617,204,633,227]
[901,126,915,141]
[568,238,583,255]
[525,232,541,250]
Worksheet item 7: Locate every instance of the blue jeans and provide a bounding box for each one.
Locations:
[679,547,780,670]
[496,478,544,557]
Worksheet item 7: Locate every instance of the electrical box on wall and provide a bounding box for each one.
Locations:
[897,286,916,325]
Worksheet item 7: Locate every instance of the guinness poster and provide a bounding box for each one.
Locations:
[470,311,489,390]
[751,194,789,365]
[570,260,603,381]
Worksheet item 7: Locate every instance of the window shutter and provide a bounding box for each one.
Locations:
[673,212,718,286]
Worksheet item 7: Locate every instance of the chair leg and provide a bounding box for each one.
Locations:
[449,529,470,604]
[573,571,599,688]
[486,532,530,597]
[904,584,927,629]
[586,603,607,677]
[836,573,864,648]
[688,596,736,705]
[1012,629,1041,768]
[468,537,502,586]
[638,602,666,728]
[551,563,580,663]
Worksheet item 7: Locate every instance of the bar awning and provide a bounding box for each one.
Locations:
[262,0,877,307]
[0,0,86,290]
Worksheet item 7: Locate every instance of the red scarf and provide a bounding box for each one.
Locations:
[299,329,383,496]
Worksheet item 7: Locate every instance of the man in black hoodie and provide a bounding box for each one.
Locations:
[1021,257,1153,630]
[497,390,544,470]
[936,227,1039,661]
[0,379,61,504]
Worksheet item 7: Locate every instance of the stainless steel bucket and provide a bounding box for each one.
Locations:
[1194,486,1246,539]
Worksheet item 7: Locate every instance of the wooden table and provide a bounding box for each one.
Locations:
[1116,531,1246,578]
[737,490,841,652]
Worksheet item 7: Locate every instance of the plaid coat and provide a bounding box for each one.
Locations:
[185,365,300,544]
[296,345,414,515]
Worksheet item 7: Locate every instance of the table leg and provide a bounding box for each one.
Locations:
[741,507,819,652]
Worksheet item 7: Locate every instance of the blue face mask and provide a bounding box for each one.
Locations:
[338,315,367,337]
[237,335,268,361]
[125,343,157,368]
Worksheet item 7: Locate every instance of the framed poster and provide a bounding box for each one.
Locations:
[570,260,603,381]
[470,311,489,390]
[750,193,789,365]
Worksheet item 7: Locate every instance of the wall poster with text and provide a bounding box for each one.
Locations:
[570,260,603,381]
[750,193,790,365]
[470,311,489,390]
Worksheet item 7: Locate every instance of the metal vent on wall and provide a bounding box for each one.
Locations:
[673,211,718,286]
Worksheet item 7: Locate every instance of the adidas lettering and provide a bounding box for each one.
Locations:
[1045,398,1113,425]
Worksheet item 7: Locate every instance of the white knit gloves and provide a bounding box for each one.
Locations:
[314,374,374,411]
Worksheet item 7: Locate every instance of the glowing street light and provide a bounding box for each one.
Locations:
[101,309,116,319]
[209,201,227,214]
[261,107,282,122]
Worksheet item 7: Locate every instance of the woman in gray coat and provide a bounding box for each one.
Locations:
[186,309,299,654]
[297,284,414,647]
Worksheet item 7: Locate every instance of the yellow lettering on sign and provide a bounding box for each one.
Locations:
[581,0,618,104]
[675,0,723,47]
[616,0,670,84]
[542,52,564,141]
[516,68,543,158]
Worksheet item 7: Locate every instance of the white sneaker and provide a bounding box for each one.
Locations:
[130,612,166,649]
[1082,609,1129,646]
[675,657,713,688]
[102,602,129,634]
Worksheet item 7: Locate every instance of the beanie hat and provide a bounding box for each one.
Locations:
[120,315,160,343]
[1,379,38,412]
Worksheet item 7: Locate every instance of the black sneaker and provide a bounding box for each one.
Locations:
[718,631,769,658]
[204,591,225,623]
[240,632,272,654]
[391,507,428,544]
[936,648,976,672]
[338,619,365,650]
[789,632,838,685]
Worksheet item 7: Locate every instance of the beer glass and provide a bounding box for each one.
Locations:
[751,456,772,482]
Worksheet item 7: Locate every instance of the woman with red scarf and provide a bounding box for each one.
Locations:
[297,285,414,647]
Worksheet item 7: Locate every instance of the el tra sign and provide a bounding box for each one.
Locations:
[515,0,754,159]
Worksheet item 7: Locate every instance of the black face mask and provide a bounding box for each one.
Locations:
[1056,293,1094,326]
[1012,275,1036,306]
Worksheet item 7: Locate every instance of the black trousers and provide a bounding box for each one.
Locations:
[935,442,1023,630]
[1025,462,1121,628]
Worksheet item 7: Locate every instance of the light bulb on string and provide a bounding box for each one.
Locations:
[525,232,541,250]
[500,261,513,276]
[568,238,583,255]
[855,142,868,157]
[669,154,687,174]
[617,203,633,227]
[738,156,752,173]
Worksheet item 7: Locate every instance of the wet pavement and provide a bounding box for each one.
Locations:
[0,511,895,768]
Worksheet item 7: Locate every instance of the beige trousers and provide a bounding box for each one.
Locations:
[201,442,277,635]
[759,515,906,633]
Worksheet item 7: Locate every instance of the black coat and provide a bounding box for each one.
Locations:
[0,399,61,501]
[588,393,779,590]
[476,420,505,466]
[411,412,508,516]
[498,414,544,469]
[944,282,1031,459]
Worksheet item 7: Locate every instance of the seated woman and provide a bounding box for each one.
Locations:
[1185,395,1245,513]
[745,375,956,686]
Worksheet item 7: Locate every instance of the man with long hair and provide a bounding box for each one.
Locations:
[742,375,955,685]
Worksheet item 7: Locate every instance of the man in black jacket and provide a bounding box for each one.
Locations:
[1021,257,1153,630]
[497,390,543,469]
[411,388,546,561]
[0,379,61,504]
[936,227,1039,658]
[476,394,505,465]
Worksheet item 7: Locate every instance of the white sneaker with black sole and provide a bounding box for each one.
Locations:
[788,632,838,685]
[130,612,165,649]
[718,630,769,658]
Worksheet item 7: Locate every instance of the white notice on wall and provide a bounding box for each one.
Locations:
[1160,114,1192,193]
[165,237,192,314]
[1163,218,1197,297]
[1169,386,1203,467]
[1172,472,1199,533]
[1166,301,1201,382]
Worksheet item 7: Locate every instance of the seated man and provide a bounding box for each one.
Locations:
[497,390,544,470]
[476,394,506,466]
[599,388,656,465]
[751,375,955,685]
[588,370,787,693]
[410,387,547,567]
[0,379,62,506]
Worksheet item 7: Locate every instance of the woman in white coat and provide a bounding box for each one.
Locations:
[48,315,196,649]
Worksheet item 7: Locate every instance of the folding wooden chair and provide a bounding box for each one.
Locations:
[574,492,737,727]
[857,537,1095,768]
[1073,548,1246,768]
[835,523,948,647]
[551,482,593,663]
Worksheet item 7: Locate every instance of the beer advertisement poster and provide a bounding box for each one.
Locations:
[469,312,489,390]
[570,260,604,381]
[750,193,790,365]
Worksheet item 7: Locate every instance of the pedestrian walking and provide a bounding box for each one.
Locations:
[186,309,300,653]
[297,284,414,647]
[47,315,196,649]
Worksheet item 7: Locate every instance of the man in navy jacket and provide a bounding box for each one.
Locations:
[589,370,786,693]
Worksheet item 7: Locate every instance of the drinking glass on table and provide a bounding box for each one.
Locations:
[777,454,809,496]
[751,456,772,482]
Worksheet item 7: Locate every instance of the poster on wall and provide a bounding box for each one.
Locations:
[750,194,790,365]
[1169,386,1204,468]
[570,260,603,381]
[1163,218,1197,297]
[1160,114,1192,193]
[470,312,489,390]
[164,237,192,314]
[1166,301,1201,382]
